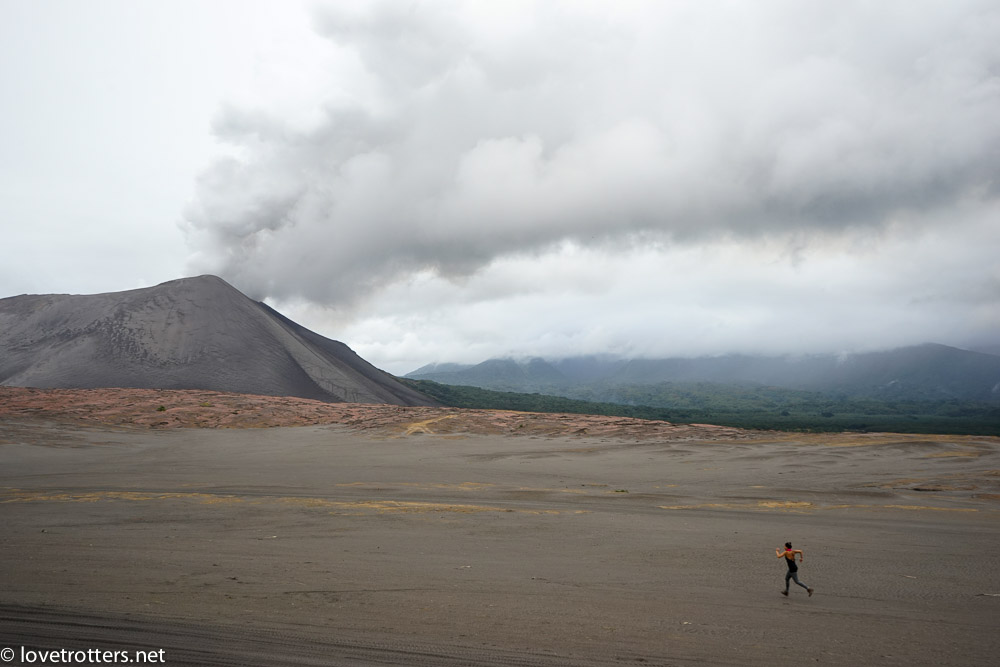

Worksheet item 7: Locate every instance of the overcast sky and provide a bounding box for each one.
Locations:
[2,1,998,374]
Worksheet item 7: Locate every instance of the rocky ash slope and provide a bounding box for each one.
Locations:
[0,276,434,406]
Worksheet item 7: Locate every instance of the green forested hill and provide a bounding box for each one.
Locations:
[400,378,1000,435]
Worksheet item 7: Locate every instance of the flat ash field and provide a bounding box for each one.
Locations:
[1,387,998,666]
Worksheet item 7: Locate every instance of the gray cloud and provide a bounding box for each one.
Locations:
[185,0,1000,311]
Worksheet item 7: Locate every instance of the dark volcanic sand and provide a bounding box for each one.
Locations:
[1,391,999,666]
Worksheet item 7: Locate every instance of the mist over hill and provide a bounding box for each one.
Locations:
[407,345,1000,403]
[403,346,1000,434]
[0,276,435,406]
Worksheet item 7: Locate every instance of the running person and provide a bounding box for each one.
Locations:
[776,542,813,597]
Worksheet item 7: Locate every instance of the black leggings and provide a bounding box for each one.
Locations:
[785,571,809,591]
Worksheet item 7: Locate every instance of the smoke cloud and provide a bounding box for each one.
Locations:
[184,0,1000,314]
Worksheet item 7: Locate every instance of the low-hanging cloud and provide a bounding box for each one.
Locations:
[184,0,1000,308]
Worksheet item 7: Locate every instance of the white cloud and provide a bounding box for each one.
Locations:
[275,202,999,374]
[2,1,996,371]
[179,1,1000,369]
[186,1,1000,291]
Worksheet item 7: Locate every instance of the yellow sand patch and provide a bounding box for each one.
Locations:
[328,500,511,514]
[405,481,496,491]
[882,504,979,512]
[657,500,982,513]
[923,451,980,458]
[306,499,574,515]
[0,489,570,516]
[276,497,520,514]
[655,500,815,513]
[334,482,497,491]
[0,490,242,504]
[404,414,458,435]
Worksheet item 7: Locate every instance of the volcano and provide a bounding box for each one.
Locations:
[0,275,435,406]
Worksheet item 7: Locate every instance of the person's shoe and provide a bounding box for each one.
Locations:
[808,588,814,597]
[781,590,788,596]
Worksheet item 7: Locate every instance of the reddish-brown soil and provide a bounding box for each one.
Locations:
[0,386,758,440]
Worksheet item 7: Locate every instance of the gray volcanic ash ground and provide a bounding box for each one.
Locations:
[1,391,998,666]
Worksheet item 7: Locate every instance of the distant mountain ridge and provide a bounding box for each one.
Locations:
[0,276,436,406]
[407,344,1000,402]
